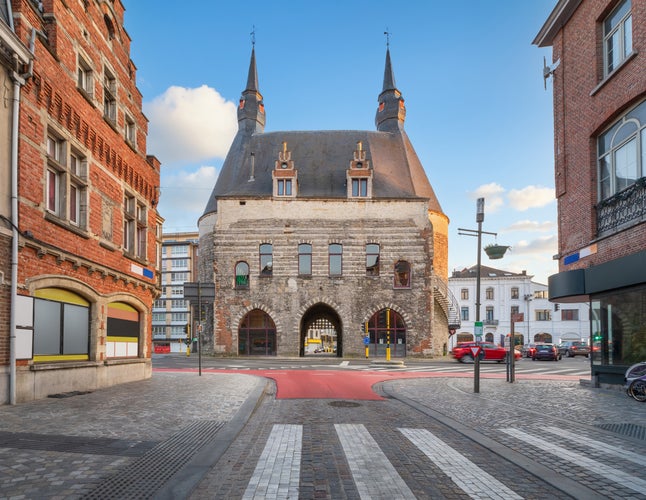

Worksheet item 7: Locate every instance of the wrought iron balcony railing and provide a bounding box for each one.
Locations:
[597,177,646,236]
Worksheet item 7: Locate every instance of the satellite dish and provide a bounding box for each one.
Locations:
[543,56,561,89]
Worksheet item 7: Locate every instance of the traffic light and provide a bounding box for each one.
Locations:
[554,303,560,311]
[184,323,190,335]
[593,332,602,342]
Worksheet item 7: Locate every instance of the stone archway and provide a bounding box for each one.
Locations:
[300,303,342,357]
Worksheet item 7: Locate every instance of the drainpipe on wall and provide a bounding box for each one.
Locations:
[8,29,36,405]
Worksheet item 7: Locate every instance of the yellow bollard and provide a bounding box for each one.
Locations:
[365,346,369,359]
[186,346,190,356]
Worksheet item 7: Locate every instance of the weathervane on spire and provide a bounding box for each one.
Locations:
[250,25,256,47]
[384,29,391,48]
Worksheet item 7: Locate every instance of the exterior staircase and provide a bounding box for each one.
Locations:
[433,276,461,331]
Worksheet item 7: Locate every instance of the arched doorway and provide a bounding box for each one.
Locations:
[300,304,342,357]
[238,309,276,355]
[367,308,406,358]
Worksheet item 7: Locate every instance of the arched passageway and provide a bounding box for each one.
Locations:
[238,309,277,355]
[366,308,407,358]
[300,304,342,357]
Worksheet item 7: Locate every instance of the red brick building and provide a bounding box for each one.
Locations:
[1,0,160,403]
[535,0,646,385]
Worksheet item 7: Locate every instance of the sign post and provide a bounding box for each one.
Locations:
[470,345,483,393]
[184,282,215,376]
[508,313,524,383]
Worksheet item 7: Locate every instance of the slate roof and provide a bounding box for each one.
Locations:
[451,265,530,279]
[202,48,444,217]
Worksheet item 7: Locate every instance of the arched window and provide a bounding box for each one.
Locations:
[235,261,249,288]
[260,244,273,276]
[298,244,312,276]
[106,302,140,358]
[394,260,411,288]
[239,309,276,355]
[598,100,645,200]
[33,288,90,361]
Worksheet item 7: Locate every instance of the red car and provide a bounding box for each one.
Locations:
[452,342,521,363]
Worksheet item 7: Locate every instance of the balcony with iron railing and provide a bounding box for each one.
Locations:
[597,177,646,236]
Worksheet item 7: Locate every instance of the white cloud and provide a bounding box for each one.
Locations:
[472,183,505,213]
[144,85,237,167]
[502,220,555,233]
[510,235,557,255]
[158,166,219,231]
[507,185,555,211]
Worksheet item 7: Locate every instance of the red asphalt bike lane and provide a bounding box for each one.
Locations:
[154,368,585,401]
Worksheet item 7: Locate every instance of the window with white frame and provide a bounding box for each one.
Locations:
[561,309,579,321]
[277,179,292,196]
[461,288,469,300]
[352,178,368,197]
[603,0,632,77]
[77,55,93,96]
[485,287,494,300]
[598,100,645,201]
[103,67,117,123]
[123,194,147,259]
[535,309,551,321]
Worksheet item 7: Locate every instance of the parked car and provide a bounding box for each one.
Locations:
[557,341,590,358]
[521,343,538,358]
[452,342,521,363]
[532,343,560,361]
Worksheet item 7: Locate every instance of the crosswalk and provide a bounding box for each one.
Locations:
[240,423,644,499]
[213,363,591,377]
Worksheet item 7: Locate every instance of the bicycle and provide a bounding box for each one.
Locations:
[624,362,646,402]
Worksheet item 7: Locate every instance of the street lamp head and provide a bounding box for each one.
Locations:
[476,198,484,223]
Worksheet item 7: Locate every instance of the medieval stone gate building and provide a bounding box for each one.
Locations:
[198,47,453,357]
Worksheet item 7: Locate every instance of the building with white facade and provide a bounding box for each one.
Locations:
[153,233,199,353]
[448,266,590,350]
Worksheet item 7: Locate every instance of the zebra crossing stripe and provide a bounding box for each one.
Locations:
[399,428,522,499]
[543,426,646,466]
[502,428,646,495]
[242,424,302,500]
[335,423,416,499]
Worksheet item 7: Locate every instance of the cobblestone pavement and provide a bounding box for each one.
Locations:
[0,369,644,499]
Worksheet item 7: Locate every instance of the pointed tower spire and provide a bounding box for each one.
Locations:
[375,44,406,132]
[238,37,265,134]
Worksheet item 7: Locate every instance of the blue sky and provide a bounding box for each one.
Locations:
[124,0,558,283]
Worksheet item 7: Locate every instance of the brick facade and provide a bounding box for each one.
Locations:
[535,0,646,384]
[1,0,160,403]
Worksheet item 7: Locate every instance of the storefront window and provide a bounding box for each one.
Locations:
[591,285,646,366]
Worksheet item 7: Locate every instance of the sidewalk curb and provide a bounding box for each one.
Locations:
[152,376,270,500]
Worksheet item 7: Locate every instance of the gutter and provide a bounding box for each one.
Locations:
[8,27,36,404]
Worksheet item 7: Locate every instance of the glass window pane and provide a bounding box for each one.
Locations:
[63,303,89,354]
[624,15,632,54]
[352,179,359,197]
[614,138,637,191]
[34,299,61,354]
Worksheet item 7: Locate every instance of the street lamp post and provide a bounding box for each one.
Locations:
[458,198,510,392]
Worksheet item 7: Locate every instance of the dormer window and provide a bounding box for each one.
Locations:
[273,141,297,197]
[347,141,373,199]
